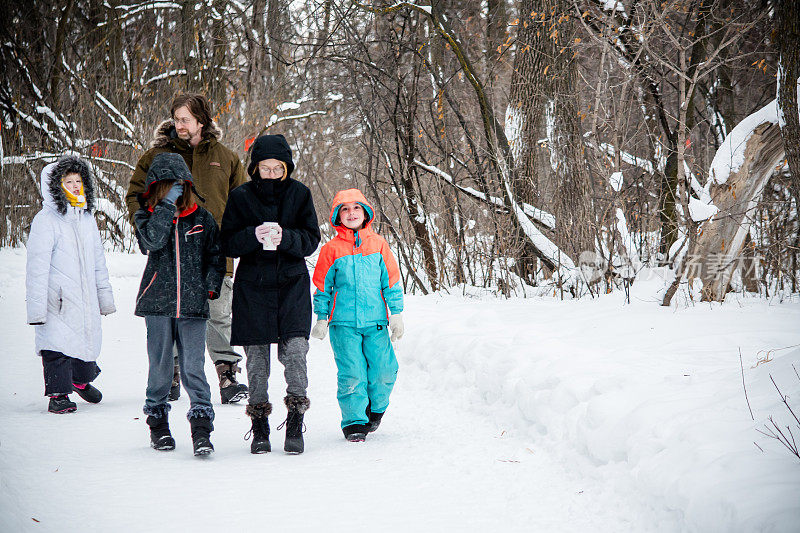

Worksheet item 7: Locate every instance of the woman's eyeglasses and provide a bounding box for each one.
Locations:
[259,166,285,177]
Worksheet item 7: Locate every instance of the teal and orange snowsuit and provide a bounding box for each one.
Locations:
[312,189,403,428]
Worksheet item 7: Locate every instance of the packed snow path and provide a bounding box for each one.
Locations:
[1,250,798,532]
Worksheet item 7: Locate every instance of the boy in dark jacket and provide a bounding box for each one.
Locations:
[221,134,320,455]
[134,152,225,456]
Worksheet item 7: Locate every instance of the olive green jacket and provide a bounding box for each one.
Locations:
[126,119,248,275]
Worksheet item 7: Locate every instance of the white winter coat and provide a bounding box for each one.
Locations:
[25,158,116,361]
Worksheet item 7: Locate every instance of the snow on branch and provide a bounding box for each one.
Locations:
[61,61,139,144]
[10,106,64,146]
[258,93,343,133]
[143,69,187,85]
[265,110,327,129]
[597,142,655,174]
[414,159,556,230]
[709,99,779,185]
[2,151,61,165]
[500,175,578,286]
[277,95,313,112]
[99,1,181,26]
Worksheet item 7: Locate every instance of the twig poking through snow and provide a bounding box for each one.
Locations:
[740,348,754,421]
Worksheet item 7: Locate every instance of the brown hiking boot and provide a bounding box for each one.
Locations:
[168,364,180,401]
[215,361,248,404]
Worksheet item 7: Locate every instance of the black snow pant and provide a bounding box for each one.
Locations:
[41,350,100,396]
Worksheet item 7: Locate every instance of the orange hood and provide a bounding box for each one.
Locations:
[329,189,376,242]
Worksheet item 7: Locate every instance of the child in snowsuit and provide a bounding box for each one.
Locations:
[26,156,116,413]
[134,152,225,456]
[311,189,404,442]
[220,134,320,454]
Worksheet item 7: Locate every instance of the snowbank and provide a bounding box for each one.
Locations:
[400,275,800,532]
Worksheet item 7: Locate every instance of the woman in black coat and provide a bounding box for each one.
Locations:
[220,134,320,455]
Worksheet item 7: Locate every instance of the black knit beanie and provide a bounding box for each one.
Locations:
[247,134,295,179]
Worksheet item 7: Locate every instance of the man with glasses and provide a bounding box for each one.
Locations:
[125,93,250,405]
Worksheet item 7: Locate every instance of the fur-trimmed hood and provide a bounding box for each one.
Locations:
[150,119,223,149]
[40,156,96,215]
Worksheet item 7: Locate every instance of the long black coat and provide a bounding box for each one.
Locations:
[221,177,320,345]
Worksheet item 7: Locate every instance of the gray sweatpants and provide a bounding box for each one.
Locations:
[244,337,309,405]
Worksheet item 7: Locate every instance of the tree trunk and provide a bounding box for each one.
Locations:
[508,0,593,263]
[50,0,75,110]
[181,0,201,92]
[209,0,228,107]
[777,0,800,197]
[486,0,508,66]
[663,103,785,305]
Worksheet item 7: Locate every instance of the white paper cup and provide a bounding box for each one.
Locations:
[262,222,279,251]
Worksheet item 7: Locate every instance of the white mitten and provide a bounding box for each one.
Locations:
[389,313,404,341]
[310,319,328,340]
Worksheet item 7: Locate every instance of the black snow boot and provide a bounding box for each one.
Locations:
[367,409,384,433]
[280,396,310,454]
[343,423,370,442]
[48,394,77,414]
[244,402,272,454]
[146,413,175,451]
[72,382,102,403]
[168,364,181,402]
[189,416,214,456]
[215,361,248,404]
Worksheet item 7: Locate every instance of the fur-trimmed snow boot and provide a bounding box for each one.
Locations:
[279,396,310,454]
[215,361,248,404]
[48,394,77,414]
[245,402,272,454]
[72,382,102,403]
[146,412,175,451]
[342,423,370,442]
[168,364,180,401]
[189,416,214,456]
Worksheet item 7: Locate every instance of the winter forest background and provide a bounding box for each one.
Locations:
[2,0,799,305]
[2,2,800,530]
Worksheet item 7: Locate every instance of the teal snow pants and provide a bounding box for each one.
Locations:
[329,324,399,428]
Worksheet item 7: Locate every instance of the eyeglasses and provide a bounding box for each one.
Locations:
[258,165,285,177]
[175,117,195,125]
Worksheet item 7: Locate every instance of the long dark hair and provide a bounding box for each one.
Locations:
[170,93,213,128]
[147,180,193,212]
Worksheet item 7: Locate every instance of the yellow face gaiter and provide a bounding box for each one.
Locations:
[62,182,86,208]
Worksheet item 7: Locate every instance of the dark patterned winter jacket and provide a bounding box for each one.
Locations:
[134,201,225,319]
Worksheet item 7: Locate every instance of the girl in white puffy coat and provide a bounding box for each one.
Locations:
[26,156,116,413]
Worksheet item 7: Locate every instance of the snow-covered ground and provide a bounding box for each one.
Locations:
[1,248,798,532]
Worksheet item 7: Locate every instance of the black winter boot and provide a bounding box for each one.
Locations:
[72,382,102,403]
[280,396,310,454]
[215,361,248,404]
[189,416,214,456]
[343,423,370,442]
[367,406,384,433]
[48,394,77,414]
[146,413,175,451]
[168,365,181,402]
[244,402,272,454]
